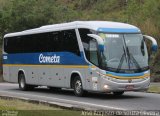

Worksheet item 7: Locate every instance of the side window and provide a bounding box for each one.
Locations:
[36,33,50,52]
[62,30,80,56]
[4,37,21,53]
[79,29,99,66]
[21,35,34,53]
[4,38,7,53]
[51,31,63,52]
[4,30,79,54]
[4,32,62,53]
[34,32,62,52]
[4,37,11,53]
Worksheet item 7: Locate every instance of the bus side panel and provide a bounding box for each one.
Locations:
[49,67,65,87]
[7,66,38,84]
[84,67,103,92]
[24,67,39,85]
[9,66,18,83]
[38,67,65,88]
[37,66,86,89]
[3,65,10,82]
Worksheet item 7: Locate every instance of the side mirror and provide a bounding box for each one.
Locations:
[87,34,104,52]
[143,35,158,52]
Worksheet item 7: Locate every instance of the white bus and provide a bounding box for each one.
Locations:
[3,21,158,96]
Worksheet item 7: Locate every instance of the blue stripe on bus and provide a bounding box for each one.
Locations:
[3,52,88,65]
[106,71,148,77]
[97,28,140,33]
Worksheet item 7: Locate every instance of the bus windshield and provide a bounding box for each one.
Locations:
[99,33,149,73]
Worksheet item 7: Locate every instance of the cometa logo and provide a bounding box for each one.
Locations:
[39,54,60,63]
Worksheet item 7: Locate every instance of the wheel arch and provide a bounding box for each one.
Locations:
[70,71,84,89]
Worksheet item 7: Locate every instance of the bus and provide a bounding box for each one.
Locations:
[2,21,158,96]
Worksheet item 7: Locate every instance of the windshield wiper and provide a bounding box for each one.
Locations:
[116,46,127,73]
[117,46,142,72]
[126,46,141,71]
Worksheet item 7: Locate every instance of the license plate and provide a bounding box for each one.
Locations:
[125,85,134,90]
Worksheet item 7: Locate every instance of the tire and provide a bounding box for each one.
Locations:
[18,73,34,91]
[113,91,124,96]
[73,76,85,97]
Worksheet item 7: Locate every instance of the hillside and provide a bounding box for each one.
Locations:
[0,0,160,80]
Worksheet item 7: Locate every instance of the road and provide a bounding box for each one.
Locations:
[0,83,160,110]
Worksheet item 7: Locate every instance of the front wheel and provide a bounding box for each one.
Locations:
[113,91,124,96]
[73,76,85,97]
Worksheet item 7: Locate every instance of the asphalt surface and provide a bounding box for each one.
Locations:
[0,83,160,110]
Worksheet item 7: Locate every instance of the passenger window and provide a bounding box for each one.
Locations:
[4,29,80,55]
[62,30,80,56]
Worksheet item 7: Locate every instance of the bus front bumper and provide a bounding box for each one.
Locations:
[100,77,150,92]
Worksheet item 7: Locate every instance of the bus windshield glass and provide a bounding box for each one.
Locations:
[99,33,149,73]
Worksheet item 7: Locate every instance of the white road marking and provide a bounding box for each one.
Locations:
[0,90,125,110]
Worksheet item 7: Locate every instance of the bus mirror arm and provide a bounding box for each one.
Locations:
[87,34,104,52]
[143,35,158,52]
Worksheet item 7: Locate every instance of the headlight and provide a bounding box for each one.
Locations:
[103,85,109,89]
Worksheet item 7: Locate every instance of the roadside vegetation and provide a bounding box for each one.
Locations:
[0,0,160,80]
[148,85,160,94]
[0,98,81,116]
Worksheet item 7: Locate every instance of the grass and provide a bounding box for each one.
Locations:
[0,98,82,116]
[148,85,160,93]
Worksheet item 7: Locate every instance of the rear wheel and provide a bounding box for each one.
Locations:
[73,76,85,97]
[113,91,124,96]
[18,73,34,91]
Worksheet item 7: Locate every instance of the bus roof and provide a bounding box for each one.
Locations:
[4,21,141,38]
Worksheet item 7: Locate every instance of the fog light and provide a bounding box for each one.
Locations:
[104,85,109,89]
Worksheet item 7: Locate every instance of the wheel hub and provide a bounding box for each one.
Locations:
[20,77,25,88]
[75,80,82,94]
